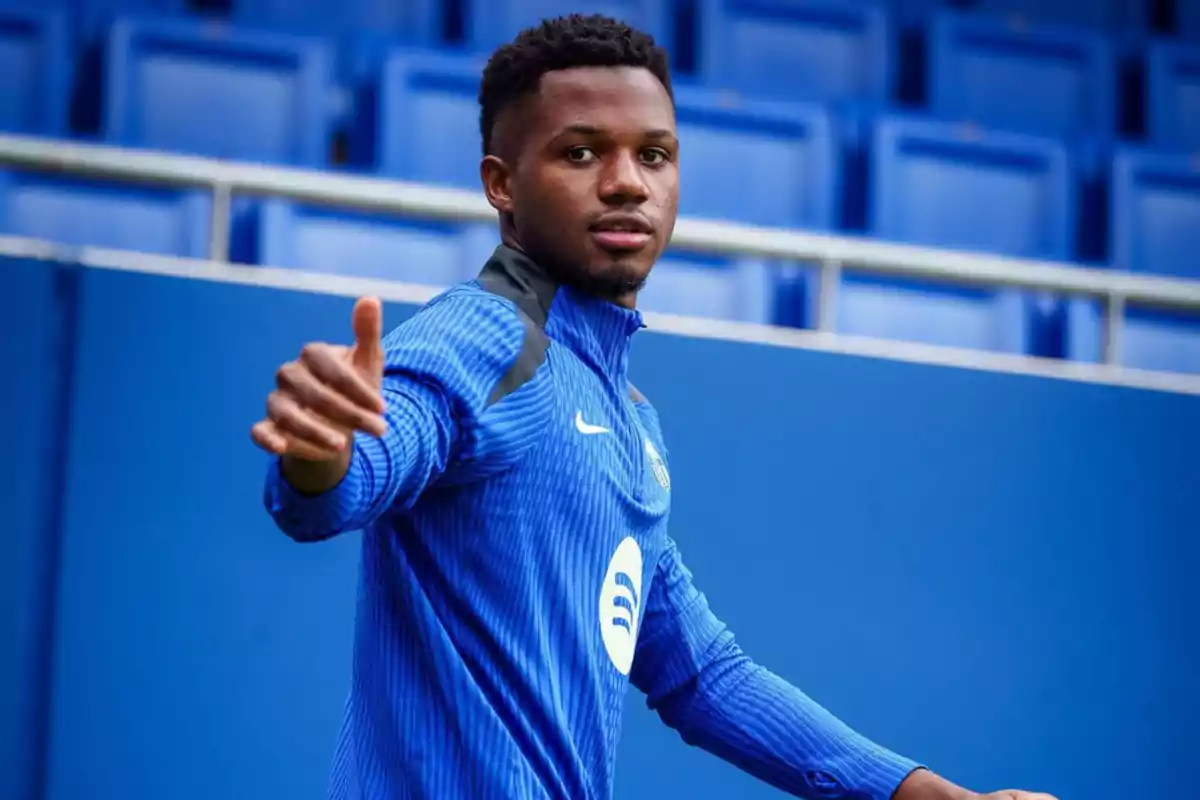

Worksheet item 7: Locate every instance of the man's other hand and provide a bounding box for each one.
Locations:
[894,768,1058,800]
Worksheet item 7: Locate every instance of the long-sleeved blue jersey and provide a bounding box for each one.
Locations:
[264,246,921,800]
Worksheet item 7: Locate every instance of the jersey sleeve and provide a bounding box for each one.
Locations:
[263,288,551,542]
[630,537,921,800]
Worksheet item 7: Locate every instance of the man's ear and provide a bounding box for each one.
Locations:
[481,155,514,215]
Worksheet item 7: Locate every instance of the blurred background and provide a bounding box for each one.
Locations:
[1,1,1198,799]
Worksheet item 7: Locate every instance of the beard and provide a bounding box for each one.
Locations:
[571,261,649,300]
[507,214,654,302]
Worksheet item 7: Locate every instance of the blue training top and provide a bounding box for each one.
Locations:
[264,245,920,800]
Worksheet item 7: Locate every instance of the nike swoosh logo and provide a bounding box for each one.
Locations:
[575,411,612,435]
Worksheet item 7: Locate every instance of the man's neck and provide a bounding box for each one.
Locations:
[499,235,640,311]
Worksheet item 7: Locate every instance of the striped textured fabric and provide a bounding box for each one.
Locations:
[264,245,920,799]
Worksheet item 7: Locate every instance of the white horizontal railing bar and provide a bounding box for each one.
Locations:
[2,133,1199,311]
[0,134,498,221]
[3,235,1200,398]
[669,218,1200,310]
[0,234,444,305]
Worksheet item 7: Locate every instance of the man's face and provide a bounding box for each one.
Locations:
[483,66,679,303]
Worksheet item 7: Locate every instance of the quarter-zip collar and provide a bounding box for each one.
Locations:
[477,245,645,379]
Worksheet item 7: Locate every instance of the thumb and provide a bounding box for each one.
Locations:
[349,296,384,375]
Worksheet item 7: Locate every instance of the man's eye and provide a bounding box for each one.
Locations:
[566,147,597,163]
[641,148,670,165]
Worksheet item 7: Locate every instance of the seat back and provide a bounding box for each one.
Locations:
[1146,43,1200,152]
[872,115,1074,260]
[697,0,891,106]
[674,88,838,228]
[104,16,333,166]
[1111,149,1200,280]
[375,48,486,187]
[929,11,1114,141]
[0,169,211,257]
[0,7,70,136]
[256,198,497,287]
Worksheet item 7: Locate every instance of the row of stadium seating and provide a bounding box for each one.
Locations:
[0,2,1197,373]
[4,155,1198,374]
[9,0,1200,50]
[3,10,1196,272]
[6,1,1200,148]
[7,7,1200,262]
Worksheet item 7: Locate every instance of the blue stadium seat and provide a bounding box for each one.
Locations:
[1110,148,1200,279]
[674,87,838,227]
[103,16,333,166]
[1062,149,1199,373]
[0,169,211,257]
[929,11,1115,142]
[235,0,439,40]
[872,115,1075,258]
[971,0,1141,31]
[834,273,1037,353]
[640,88,837,326]
[884,0,942,27]
[639,251,774,323]
[1065,304,1200,374]
[373,48,487,186]
[1176,0,1200,39]
[94,0,183,13]
[0,7,70,136]
[44,0,187,41]
[466,0,672,55]
[235,0,440,84]
[1145,42,1200,152]
[255,198,498,286]
[696,0,891,107]
[837,115,1074,354]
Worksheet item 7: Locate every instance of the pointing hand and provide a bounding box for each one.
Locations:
[251,296,388,462]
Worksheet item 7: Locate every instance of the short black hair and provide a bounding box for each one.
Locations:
[478,13,673,156]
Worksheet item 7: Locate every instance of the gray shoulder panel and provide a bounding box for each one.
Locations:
[478,245,558,407]
[487,312,550,406]
[477,244,558,327]
[629,383,648,404]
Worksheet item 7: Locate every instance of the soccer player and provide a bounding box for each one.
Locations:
[250,14,1057,800]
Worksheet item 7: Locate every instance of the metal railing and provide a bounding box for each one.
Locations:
[3,132,1200,369]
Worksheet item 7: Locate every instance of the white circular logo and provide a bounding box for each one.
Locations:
[644,438,670,491]
[598,536,644,676]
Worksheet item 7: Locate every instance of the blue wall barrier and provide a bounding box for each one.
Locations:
[2,254,1197,800]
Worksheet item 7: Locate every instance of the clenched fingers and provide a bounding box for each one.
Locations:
[252,419,343,461]
[251,420,289,454]
[266,391,350,452]
[276,360,386,436]
[298,343,383,413]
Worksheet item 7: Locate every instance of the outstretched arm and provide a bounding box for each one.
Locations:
[629,536,921,799]
[256,291,538,542]
[629,537,1057,800]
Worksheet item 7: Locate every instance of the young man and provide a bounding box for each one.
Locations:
[251,14,1057,800]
